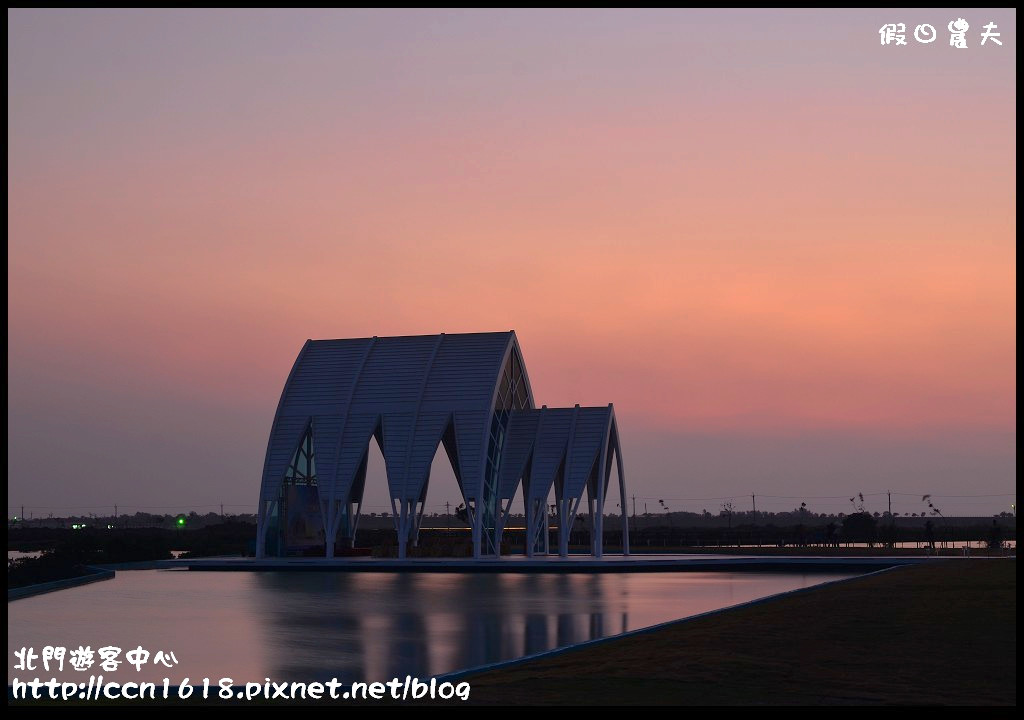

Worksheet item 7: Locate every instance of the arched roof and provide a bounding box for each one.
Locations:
[500,405,619,502]
[259,331,534,507]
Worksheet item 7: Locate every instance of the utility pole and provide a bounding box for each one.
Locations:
[445,501,450,531]
[752,494,757,518]
[632,494,636,519]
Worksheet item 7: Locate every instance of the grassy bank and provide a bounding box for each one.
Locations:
[463,559,1016,705]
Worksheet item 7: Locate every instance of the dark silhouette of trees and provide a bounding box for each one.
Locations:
[842,511,877,545]
[987,519,1004,550]
[721,502,735,529]
[849,493,867,514]
[922,495,943,516]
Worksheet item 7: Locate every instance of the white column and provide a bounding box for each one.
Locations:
[471,501,482,558]
[558,497,570,557]
[524,498,534,558]
[588,495,597,556]
[397,499,409,559]
[255,500,265,558]
[617,448,629,556]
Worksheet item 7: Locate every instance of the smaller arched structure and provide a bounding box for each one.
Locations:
[500,405,627,557]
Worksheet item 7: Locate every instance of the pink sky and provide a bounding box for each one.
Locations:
[7,9,1016,517]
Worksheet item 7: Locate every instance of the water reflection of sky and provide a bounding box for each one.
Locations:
[9,570,855,684]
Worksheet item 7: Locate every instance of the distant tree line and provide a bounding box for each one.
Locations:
[614,512,1014,550]
[7,510,1014,579]
[8,511,257,531]
[7,521,257,588]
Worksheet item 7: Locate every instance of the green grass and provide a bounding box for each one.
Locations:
[463,559,1016,705]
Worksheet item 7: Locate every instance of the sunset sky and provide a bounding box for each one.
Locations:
[8,9,1016,518]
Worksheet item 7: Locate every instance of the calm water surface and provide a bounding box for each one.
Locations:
[8,570,855,684]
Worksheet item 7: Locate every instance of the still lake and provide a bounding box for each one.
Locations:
[8,569,856,684]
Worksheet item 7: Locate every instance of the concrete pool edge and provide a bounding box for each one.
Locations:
[169,554,957,573]
[8,566,115,602]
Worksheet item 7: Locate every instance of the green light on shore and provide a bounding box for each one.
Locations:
[176,517,186,527]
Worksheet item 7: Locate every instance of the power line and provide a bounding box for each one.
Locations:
[8,491,1014,517]
[890,493,1017,498]
[6,504,255,510]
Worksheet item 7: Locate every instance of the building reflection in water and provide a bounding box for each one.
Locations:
[252,571,632,681]
[249,570,841,681]
[7,569,852,685]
